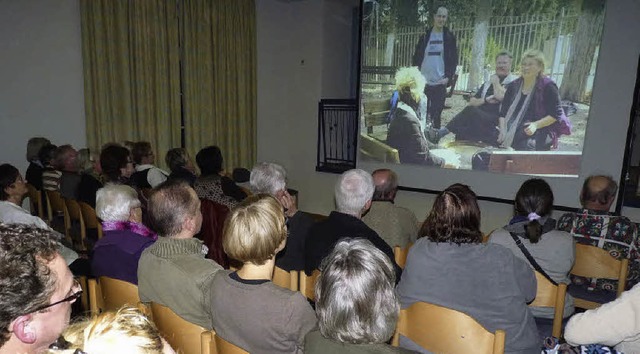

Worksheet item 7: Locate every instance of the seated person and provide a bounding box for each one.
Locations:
[305,238,414,354]
[25,136,51,190]
[165,148,197,187]
[100,144,135,185]
[210,194,316,353]
[92,184,156,284]
[76,148,103,208]
[564,284,640,353]
[194,145,245,209]
[131,141,168,188]
[397,183,539,354]
[48,306,175,354]
[489,179,575,321]
[40,143,61,191]
[428,51,517,145]
[386,67,443,166]
[55,145,81,200]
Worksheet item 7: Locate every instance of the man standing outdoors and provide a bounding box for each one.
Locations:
[557,175,639,292]
[0,224,81,354]
[138,179,222,328]
[362,169,418,248]
[412,6,458,130]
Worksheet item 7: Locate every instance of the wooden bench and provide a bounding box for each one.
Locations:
[362,99,390,134]
[488,151,581,176]
[360,134,400,163]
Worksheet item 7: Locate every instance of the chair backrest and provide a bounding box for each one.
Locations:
[88,277,141,315]
[76,276,89,313]
[393,243,413,269]
[214,334,249,354]
[392,301,505,354]
[299,269,321,301]
[64,198,88,251]
[151,302,208,354]
[571,243,629,297]
[78,201,103,240]
[198,199,230,268]
[272,267,299,291]
[45,190,70,240]
[25,183,44,219]
[529,271,567,338]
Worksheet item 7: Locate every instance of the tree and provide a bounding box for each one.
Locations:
[559,0,605,102]
[469,0,492,91]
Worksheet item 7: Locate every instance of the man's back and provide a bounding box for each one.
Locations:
[363,201,418,248]
[558,208,640,290]
[137,237,222,328]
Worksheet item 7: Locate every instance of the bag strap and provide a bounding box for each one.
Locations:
[508,232,558,286]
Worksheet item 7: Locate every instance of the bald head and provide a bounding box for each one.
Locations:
[580,175,617,211]
[372,169,398,201]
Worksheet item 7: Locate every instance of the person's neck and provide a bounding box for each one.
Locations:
[237,257,275,281]
[0,337,37,354]
[583,202,611,212]
[523,76,536,91]
[169,231,194,240]
[432,25,443,32]
[6,195,23,206]
[339,210,362,219]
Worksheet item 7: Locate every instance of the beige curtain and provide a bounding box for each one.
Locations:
[80,0,182,168]
[181,0,257,171]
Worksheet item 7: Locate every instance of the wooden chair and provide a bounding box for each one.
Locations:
[78,201,103,240]
[88,276,141,315]
[76,275,89,313]
[272,267,299,291]
[214,333,249,354]
[360,134,400,163]
[391,302,505,354]
[151,302,209,354]
[25,183,44,219]
[529,271,567,338]
[64,198,88,251]
[299,269,321,301]
[393,243,413,269]
[45,190,71,242]
[570,243,629,310]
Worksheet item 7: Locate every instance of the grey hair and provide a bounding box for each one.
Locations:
[95,184,141,222]
[249,162,287,196]
[335,169,374,216]
[315,238,399,344]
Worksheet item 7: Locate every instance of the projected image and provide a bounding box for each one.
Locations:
[359,0,606,176]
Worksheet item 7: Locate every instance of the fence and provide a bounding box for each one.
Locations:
[362,11,582,92]
[316,99,358,174]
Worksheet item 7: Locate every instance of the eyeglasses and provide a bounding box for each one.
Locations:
[32,279,82,313]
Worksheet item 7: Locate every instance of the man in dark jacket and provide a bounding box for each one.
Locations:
[412,7,458,130]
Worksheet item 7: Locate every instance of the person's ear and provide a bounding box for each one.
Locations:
[11,315,37,344]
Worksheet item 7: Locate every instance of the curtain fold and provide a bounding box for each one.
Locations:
[80,0,181,167]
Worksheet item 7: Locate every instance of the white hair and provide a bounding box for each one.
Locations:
[335,169,374,216]
[250,162,287,196]
[96,184,141,222]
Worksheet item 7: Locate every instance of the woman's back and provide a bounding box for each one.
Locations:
[397,238,540,354]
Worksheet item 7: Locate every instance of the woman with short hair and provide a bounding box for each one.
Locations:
[193,145,245,209]
[305,238,413,354]
[76,148,103,208]
[92,184,156,284]
[100,144,135,185]
[165,148,196,187]
[397,183,540,354]
[209,194,316,353]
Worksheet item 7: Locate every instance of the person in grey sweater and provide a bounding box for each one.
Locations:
[397,184,540,354]
[210,194,316,354]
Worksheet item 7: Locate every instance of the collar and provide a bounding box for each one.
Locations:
[101,221,157,240]
[505,216,556,235]
[229,271,270,285]
[151,237,208,257]
[135,164,155,171]
[579,208,612,216]
[371,199,394,204]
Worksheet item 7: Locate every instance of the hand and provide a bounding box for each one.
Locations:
[278,190,298,217]
[497,127,506,144]
[490,74,500,85]
[485,95,499,104]
[524,122,537,136]
[438,77,449,85]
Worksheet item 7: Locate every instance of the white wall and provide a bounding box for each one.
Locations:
[0,0,86,175]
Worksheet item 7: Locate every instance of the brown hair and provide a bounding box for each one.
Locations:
[514,178,553,244]
[147,180,199,237]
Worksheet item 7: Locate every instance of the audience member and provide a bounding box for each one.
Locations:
[564,284,640,353]
[76,148,103,208]
[40,144,61,191]
[397,183,539,354]
[92,184,156,285]
[489,178,575,320]
[55,145,81,200]
[165,148,197,187]
[194,145,246,209]
[137,180,222,328]
[305,238,413,354]
[210,194,316,353]
[131,141,168,188]
[362,169,418,248]
[0,164,79,267]
[0,224,80,354]
[100,144,135,185]
[250,162,314,271]
[558,175,639,291]
[304,169,401,280]
[48,306,174,354]
[25,136,51,190]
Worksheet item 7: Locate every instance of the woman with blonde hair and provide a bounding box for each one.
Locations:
[386,67,443,166]
[497,49,570,150]
[209,194,317,353]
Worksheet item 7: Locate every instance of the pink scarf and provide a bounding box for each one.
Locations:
[101,221,157,241]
